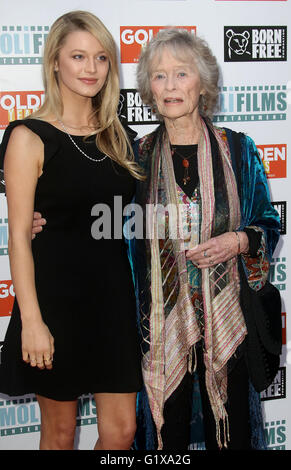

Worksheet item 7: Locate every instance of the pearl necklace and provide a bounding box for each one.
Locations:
[58,120,108,163]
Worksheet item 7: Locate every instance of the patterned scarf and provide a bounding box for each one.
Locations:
[140,118,247,449]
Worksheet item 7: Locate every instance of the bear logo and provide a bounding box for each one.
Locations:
[226,29,251,58]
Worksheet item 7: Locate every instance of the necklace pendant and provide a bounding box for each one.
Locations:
[183,175,191,185]
[182,159,189,168]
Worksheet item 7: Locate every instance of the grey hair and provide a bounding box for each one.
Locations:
[136,28,220,119]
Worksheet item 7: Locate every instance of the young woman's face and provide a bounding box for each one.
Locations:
[55,30,110,101]
[150,47,203,123]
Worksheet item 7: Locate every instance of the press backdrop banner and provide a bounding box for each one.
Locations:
[0,0,290,450]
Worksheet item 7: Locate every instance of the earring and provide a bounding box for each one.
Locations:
[200,94,207,113]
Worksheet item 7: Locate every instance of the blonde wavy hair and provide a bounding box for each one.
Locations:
[137,28,220,120]
[32,10,142,179]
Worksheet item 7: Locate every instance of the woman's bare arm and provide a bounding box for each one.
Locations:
[4,125,54,369]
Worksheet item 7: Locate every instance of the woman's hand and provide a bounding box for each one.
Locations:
[186,231,249,268]
[21,318,54,370]
[32,211,46,239]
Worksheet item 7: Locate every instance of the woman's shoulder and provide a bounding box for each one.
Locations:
[216,124,259,154]
[132,128,158,166]
[7,120,43,139]
[1,118,59,146]
[137,126,162,151]
[220,127,257,153]
[214,124,245,141]
[0,119,61,169]
[217,125,264,178]
[216,124,257,146]
[5,124,43,159]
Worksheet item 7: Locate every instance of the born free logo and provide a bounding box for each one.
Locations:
[224,26,287,62]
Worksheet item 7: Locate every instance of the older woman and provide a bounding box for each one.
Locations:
[132,29,280,450]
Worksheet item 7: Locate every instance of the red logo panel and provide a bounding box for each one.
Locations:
[0,91,44,129]
[0,280,14,316]
[120,26,196,63]
[257,144,287,178]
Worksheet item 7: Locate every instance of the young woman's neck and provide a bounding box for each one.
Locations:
[59,93,95,129]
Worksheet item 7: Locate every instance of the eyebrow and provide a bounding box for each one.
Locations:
[70,49,107,54]
[151,64,192,71]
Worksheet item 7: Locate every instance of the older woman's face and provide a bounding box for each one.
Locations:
[150,47,203,122]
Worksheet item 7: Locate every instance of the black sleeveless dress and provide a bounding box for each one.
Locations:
[0,119,142,400]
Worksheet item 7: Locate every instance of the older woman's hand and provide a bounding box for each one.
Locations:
[186,231,249,268]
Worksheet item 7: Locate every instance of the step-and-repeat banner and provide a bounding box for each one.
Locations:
[0,0,290,450]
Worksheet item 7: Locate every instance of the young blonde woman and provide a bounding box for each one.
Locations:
[0,11,143,450]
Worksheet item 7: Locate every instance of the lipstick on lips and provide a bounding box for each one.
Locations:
[79,78,98,85]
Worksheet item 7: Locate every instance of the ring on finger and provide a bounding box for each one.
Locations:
[204,250,208,257]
